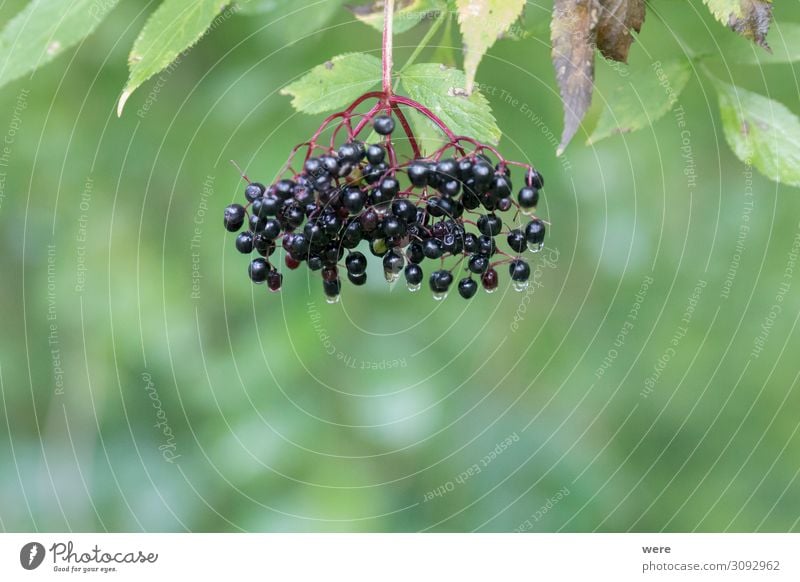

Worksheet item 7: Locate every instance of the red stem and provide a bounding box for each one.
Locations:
[389,95,456,142]
[351,102,383,136]
[382,0,394,98]
[391,103,421,158]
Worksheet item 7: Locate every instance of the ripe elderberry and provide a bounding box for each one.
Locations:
[224,81,549,300]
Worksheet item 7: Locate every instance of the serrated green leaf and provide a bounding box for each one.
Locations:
[118,0,231,116]
[348,0,445,35]
[703,0,773,48]
[400,63,501,145]
[722,22,800,65]
[0,0,120,90]
[455,0,525,93]
[589,59,691,144]
[407,108,448,154]
[715,81,800,187]
[280,53,381,114]
[236,0,345,44]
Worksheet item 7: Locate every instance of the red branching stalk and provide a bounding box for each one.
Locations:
[228,0,550,301]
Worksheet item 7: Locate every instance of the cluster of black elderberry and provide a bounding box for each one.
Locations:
[223,113,546,303]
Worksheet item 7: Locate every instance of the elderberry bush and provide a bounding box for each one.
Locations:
[223,91,547,303]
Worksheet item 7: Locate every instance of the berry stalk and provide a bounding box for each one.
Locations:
[225,16,550,302]
[382,0,394,98]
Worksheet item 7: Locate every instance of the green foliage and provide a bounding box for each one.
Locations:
[0,0,120,91]
[279,53,381,114]
[401,63,501,145]
[237,0,346,44]
[715,80,800,187]
[454,0,525,93]
[349,0,445,35]
[703,0,773,48]
[118,0,230,116]
[720,22,800,65]
[3,0,800,534]
[0,0,795,187]
[589,59,692,145]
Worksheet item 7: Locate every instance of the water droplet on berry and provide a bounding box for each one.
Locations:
[513,280,529,292]
[384,270,400,284]
[325,294,341,305]
[432,291,448,301]
[484,286,498,294]
[527,241,544,253]
[407,282,421,293]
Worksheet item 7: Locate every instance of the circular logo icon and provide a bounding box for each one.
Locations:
[19,542,45,570]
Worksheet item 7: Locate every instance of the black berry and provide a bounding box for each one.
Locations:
[248,258,269,283]
[458,277,478,299]
[518,187,539,209]
[236,231,254,254]
[509,259,530,282]
[245,182,265,202]
[224,204,246,232]
[373,114,395,135]
[525,218,546,246]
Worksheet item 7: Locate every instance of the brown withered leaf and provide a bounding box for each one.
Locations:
[551,0,599,155]
[596,0,645,63]
[703,0,773,49]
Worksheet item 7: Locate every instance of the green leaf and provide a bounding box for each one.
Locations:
[723,22,800,65]
[348,0,445,35]
[400,63,501,145]
[551,0,598,155]
[280,53,381,114]
[455,0,526,93]
[589,58,692,144]
[237,0,345,43]
[703,0,773,48]
[715,81,800,187]
[0,0,120,90]
[118,0,231,116]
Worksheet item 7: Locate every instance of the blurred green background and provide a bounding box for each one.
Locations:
[1,0,799,532]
